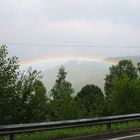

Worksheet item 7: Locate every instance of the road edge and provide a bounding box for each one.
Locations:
[60,128,140,140]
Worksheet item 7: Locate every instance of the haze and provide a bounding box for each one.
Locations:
[0,0,140,69]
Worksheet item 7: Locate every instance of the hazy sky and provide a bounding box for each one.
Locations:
[1,0,140,69]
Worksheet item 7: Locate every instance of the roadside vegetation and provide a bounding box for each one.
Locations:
[1,121,140,140]
[0,45,140,139]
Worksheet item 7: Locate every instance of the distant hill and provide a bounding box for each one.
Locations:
[105,55,140,66]
[42,56,140,94]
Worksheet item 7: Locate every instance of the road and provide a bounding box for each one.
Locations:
[108,133,140,140]
[62,131,140,140]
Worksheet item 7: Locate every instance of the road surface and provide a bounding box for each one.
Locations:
[108,133,140,140]
[62,131,140,140]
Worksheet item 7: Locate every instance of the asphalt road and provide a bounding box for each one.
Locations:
[62,131,140,140]
[108,133,140,140]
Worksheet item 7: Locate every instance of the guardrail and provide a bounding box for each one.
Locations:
[0,113,140,140]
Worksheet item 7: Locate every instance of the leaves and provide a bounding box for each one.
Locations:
[109,76,140,115]
[75,84,104,118]
[50,67,78,120]
[104,60,138,96]
[0,46,48,124]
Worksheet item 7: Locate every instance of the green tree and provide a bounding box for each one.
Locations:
[0,45,20,124]
[0,45,49,124]
[28,80,49,122]
[51,66,68,99]
[16,68,49,123]
[104,60,138,96]
[109,76,140,115]
[50,67,78,120]
[137,62,140,77]
[75,84,104,118]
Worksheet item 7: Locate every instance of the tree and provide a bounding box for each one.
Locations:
[51,66,68,99]
[137,62,140,77]
[16,68,49,123]
[109,76,140,115]
[27,80,49,122]
[0,45,49,124]
[0,45,20,124]
[75,84,104,118]
[50,67,78,120]
[104,60,138,96]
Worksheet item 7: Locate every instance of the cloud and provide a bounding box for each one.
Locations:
[2,18,140,45]
[1,0,140,25]
[0,0,140,63]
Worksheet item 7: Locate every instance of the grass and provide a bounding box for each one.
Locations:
[1,121,140,140]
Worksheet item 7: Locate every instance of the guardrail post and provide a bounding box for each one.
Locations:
[10,134,15,140]
[107,123,111,130]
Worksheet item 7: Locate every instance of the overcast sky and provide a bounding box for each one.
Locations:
[1,0,140,69]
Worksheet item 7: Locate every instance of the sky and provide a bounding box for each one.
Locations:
[1,0,140,69]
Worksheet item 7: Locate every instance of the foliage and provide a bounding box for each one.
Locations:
[16,69,49,123]
[0,45,20,124]
[1,45,140,126]
[104,60,138,96]
[51,66,69,99]
[109,76,140,115]
[50,67,79,120]
[1,121,140,140]
[0,46,48,124]
[75,84,104,118]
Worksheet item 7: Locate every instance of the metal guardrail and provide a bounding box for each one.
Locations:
[0,113,140,140]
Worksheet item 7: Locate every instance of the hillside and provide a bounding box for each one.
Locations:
[42,56,140,94]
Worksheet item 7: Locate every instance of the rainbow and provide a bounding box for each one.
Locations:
[20,55,118,68]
